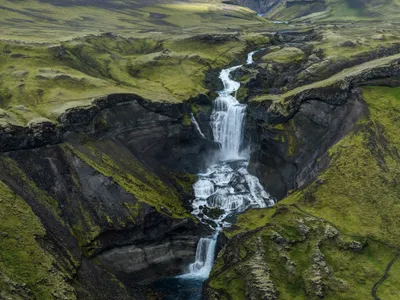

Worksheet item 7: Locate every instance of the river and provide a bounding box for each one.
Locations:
[153,50,275,299]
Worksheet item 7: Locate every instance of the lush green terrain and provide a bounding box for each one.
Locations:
[266,0,400,22]
[0,0,265,40]
[208,86,400,299]
[1,0,400,299]
[0,0,273,128]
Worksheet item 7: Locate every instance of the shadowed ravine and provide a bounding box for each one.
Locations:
[153,51,275,299]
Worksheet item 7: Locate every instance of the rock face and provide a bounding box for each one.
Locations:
[0,93,218,299]
[203,205,388,300]
[247,88,366,199]
[97,234,199,284]
[0,93,218,172]
[244,51,400,199]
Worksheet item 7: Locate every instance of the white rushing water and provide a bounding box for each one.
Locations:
[191,113,206,139]
[246,48,265,64]
[183,50,275,280]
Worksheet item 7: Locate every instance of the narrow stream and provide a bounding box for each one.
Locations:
[154,50,275,299]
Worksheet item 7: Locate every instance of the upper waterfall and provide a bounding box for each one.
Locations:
[210,65,247,160]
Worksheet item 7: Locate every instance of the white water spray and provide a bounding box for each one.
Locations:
[191,113,206,139]
[182,50,274,280]
[246,48,265,64]
[179,231,218,279]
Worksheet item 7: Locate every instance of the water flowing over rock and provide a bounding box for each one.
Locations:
[191,113,206,139]
[181,51,275,281]
[179,231,219,279]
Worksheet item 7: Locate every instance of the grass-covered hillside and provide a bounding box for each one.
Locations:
[0,0,266,40]
[0,32,269,127]
[0,0,274,128]
[264,0,400,22]
[207,86,400,299]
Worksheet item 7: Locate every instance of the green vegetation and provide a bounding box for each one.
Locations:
[285,86,400,247]
[0,0,276,128]
[251,53,400,104]
[261,47,305,63]
[63,139,192,219]
[211,205,399,300]
[0,0,267,41]
[315,25,400,59]
[0,31,271,126]
[0,181,75,299]
[266,0,400,22]
[210,86,400,298]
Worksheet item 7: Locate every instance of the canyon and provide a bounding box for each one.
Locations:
[1,1,400,299]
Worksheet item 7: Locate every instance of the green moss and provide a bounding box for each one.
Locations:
[171,172,197,196]
[183,114,192,126]
[236,86,248,102]
[209,268,246,300]
[226,207,275,238]
[252,53,400,105]
[282,86,400,248]
[377,254,400,299]
[262,47,305,63]
[273,123,284,130]
[0,181,75,299]
[0,29,271,124]
[211,206,398,299]
[322,240,398,299]
[124,202,141,223]
[62,140,190,219]
[0,156,61,218]
[243,34,270,48]
[211,85,400,298]
[286,131,296,157]
[0,1,268,41]
[70,200,102,250]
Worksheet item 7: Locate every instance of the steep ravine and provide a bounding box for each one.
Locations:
[0,93,220,299]
[2,28,400,299]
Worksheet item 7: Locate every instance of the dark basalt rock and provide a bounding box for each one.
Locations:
[244,51,400,200]
[0,93,219,173]
[0,92,221,299]
[247,88,366,200]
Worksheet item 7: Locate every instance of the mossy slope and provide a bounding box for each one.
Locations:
[0,181,75,299]
[208,86,400,299]
[266,0,400,22]
[0,32,269,127]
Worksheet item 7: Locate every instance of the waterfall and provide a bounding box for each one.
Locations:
[246,48,265,65]
[191,113,206,139]
[179,49,275,281]
[210,66,246,160]
[179,231,219,279]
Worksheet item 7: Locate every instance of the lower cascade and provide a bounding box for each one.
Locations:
[181,231,219,279]
[183,52,275,280]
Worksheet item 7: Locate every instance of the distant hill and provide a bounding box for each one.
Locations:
[232,0,400,22]
[0,0,265,41]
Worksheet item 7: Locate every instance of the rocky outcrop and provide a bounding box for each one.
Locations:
[247,88,364,199]
[0,93,218,172]
[204,205,387,300]
[97,234,199,284]
[246,54,400,199]
[235,39,400,100]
